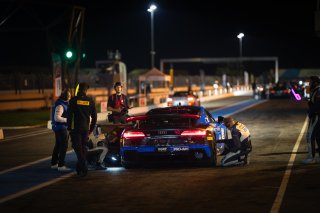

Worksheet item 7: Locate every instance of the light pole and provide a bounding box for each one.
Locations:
[237,33,244,57]
[237,33,245,88]
[147,4,157,68]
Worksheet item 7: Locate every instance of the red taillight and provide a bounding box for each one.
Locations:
[181,130,206,136]
[123,131,145,139]
[187,96,194,101]
[167,97,173,106]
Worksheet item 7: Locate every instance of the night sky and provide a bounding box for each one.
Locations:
[1,0,320,74]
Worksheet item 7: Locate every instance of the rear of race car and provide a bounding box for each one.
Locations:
[120,114,217,168]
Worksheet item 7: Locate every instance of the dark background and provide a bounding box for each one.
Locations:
[1,0,320,73]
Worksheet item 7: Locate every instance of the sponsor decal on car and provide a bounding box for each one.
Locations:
[172,146,189,152]
[157,147,168,152]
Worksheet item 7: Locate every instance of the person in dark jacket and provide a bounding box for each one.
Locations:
[107,82,129,124]
[220,116,252,166]
[67,83,97,177]
[302,76,320,164]
[51,89,71,172]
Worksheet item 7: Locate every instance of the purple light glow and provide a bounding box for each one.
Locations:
[290,88,301,101]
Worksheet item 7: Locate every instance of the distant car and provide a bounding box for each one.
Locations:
[120,106,228,168]
[167,91,200,106]
[269,82,291,99]
[254,84,267,99]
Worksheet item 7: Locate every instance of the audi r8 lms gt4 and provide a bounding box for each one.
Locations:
[120,106,228,168]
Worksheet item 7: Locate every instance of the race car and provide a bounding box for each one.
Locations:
[167,91,200,106]
[120,106,228,168]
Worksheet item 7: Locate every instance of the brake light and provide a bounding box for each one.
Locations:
[188,96,195,106]
[167,97,173,106]
[181,130,206,136]
[123,131,145,139]
[187,96,194,101]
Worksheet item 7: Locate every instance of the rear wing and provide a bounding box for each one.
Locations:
[125,114,200,123]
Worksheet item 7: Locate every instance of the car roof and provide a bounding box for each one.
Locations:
[146,106,202,115]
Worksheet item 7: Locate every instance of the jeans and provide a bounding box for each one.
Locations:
[51,129,69,167]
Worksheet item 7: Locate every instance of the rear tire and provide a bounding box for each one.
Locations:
[121,157,137,169]
[209,142,217,166]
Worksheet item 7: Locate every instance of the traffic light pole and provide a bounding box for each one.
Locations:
[64,6,85,93]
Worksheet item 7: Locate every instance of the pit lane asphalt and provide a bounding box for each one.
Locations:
[1,96,318,213]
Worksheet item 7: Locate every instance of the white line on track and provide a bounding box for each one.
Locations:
[0,150,74,175]
[270,116,308,213]
[0,172,76,204]
[0,150,75,204]
[0,129,51,142]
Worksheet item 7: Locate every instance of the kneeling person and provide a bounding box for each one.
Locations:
[86,130,108,170]
[220,116,252,166]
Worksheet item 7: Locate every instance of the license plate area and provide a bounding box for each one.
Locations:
[171,146,189,152]
[156,146,190,153]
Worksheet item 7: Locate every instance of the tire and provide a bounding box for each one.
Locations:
[121,157,137,169]
[209,141,217,166]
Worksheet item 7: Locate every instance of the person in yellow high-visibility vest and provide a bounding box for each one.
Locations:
[67,82,97,177]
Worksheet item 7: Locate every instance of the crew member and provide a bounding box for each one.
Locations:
[220,116,252,166]
[107,82,129,124]
[86,127,108,170]
[67,82,97,177]
[51,88,71,172]
[302,76,320,164]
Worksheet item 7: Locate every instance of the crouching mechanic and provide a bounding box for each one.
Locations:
[86,126,108,170]
[220,116,252,166]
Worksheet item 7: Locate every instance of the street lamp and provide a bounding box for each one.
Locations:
[237,33,244,57]
[237,33,245,87]
[147,4,157,68]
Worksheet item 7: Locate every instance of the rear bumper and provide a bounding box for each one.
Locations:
[120,145,212,163]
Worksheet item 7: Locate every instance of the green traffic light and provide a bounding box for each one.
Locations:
[82,53,86,58]
[66,51,73,59]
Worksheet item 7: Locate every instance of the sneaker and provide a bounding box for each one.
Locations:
[51,164,58,169]
[58,166,72,172]
[302,158,316,164]
[87,164,96,171]
[95,162,107,170]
